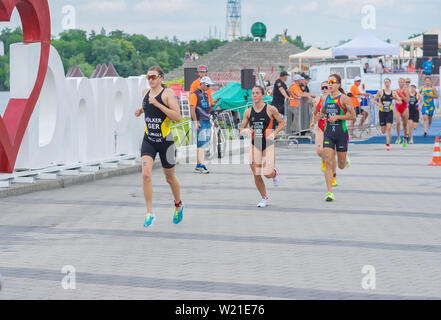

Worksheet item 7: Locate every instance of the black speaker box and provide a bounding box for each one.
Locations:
[241,69,255,90]
[416,57,440,75]
[423,35,439,57]
[184,67,198,91]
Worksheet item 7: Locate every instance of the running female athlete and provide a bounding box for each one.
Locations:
[134,66,184,228]
[407,84,422,144]
[420,77,438,137]
[319,74,356,202]
[310,81,337,186]
[240,86,286,208]
[373,78,398,150]
[394,78,410,146]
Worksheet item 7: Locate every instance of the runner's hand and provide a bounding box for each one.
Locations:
[242,126,253,135]
[196,122,201,130]
[134,108,143,117]
[310,122,315,130]
[328,116,339,123]
[267,132,276,140]
[149,96,159,106]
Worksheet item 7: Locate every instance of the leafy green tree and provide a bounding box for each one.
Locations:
[91,37,122,65]
[0,27,228,89]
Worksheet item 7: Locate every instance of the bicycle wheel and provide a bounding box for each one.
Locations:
[217,128,225,159]
[206,124,216,160]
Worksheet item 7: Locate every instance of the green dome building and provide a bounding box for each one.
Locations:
[251,22,267,41]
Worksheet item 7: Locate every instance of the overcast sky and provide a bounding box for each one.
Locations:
[4,0,441,48]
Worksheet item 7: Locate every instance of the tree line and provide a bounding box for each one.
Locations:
[0,27,227,90]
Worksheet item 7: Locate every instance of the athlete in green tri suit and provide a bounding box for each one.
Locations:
[320,74,356,202]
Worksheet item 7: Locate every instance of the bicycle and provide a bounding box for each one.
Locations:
[206,110,227,159]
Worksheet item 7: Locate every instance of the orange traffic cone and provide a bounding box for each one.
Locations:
[428,136,441,166]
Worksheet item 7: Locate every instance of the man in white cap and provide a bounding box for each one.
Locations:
[190,65,213,95]
[349,76,372,135]
[289,74,310,107]
[190,76,215,173]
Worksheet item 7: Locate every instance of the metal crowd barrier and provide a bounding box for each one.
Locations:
[281,97,313,143]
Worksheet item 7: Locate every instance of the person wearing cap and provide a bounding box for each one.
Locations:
[289,74,309,107]
[272,71,292,117]
[190,76,215,174]
[190,65,213,95]
[300,74,316,100]
[349,76,372,135]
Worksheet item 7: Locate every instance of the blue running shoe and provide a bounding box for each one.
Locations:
[144,214,155,228]
[173,201,184,224]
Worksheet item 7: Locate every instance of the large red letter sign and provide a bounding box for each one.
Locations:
[0,0,50,173]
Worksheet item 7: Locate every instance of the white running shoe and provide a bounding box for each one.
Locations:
[257,197,269,208]
[273,168,280,187]
[345,155,351,168]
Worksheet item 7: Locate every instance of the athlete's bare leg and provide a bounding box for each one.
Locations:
[324,148,336,193]
[423,115,429,133]
[408,120,414,140]
[394,109,401,138]
[163,166,181,204]
[250,145,268,198]
[386,123,393,145]
[315,129,326,160]
[141,156,155,213]
[262,145,276,179]
[401,109,409,138]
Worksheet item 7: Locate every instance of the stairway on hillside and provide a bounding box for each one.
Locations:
[165,41,303,81]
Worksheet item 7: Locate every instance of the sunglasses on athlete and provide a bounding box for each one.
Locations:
[327,79,339,85]
[147,74,160,80]
[321,86,328,90]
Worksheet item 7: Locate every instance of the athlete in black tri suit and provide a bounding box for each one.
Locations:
[134,65,184,228]
[320,74,356,202]
[373,78,397,150]
[240,86,286,208]
[407,84,422,144]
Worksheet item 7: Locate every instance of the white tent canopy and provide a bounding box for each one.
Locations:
[332,30,400,57]
[289,46,333,71]
[398,47,423,59]
[289,46,333,60]
[400,27,441,48]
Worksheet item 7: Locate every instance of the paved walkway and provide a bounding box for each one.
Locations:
[1,142,441,299]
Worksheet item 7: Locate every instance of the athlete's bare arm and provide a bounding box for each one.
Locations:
[416,93,423,109]
[268,105,286,138]
[432,89,438,99]
[373,90,382,107]
[310,97,320,128]
[403,88,410,104]
[332,95,356,122]
[135,89,149,117]
[319,95,327,120]
[240,109,253,135]
[394,90,402,104]
[149,88,181,122]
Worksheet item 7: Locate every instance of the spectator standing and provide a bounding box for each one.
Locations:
[190,65,213,95]
[349,76,372,135]
[422,57,434,76]
[272,71,291,118]
[190,76,215,174]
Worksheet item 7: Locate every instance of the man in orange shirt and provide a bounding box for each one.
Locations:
[190,65,213,95]
[349,76,372,135]
[289,74,313,107]
[289,75,304,107]
[190,76,214,174]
